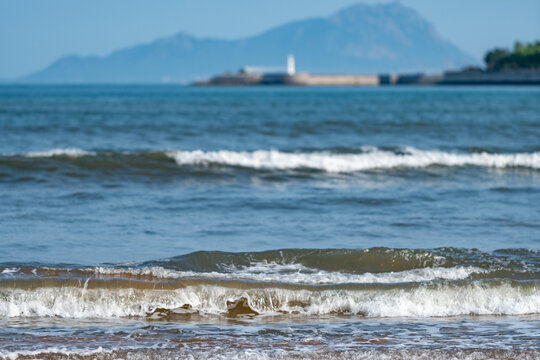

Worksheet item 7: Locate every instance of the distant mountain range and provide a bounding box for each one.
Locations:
[21,2,476,83]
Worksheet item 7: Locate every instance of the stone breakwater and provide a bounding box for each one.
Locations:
[194,70,540,86]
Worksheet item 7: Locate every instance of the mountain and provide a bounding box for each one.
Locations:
[21,2,476,83]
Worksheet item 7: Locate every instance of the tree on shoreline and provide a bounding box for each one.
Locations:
[484,41,540,70]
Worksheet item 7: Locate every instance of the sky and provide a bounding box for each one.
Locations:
[0,0,539,79]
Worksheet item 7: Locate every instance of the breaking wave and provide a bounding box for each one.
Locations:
[167,148,540,172]
[1,247,539,320]
[23,148,96,158]
[2,147,540,176]
[1,277,538,318]
[0,264,486,285]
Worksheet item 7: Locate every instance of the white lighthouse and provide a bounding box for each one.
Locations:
[287,54,296,75]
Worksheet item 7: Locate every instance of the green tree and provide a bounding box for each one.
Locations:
[514,41,524,54]
[484,48,510,70]
[484,41,540,70]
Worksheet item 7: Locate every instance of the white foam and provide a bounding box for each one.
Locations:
[167,148,540,172]
[1,347,109,360]
[1,280,538,318]
[7,147,540,171]
[90,263,485,285]
[1,348,520,360]
[0,268,18,275]
[24,148,94,158]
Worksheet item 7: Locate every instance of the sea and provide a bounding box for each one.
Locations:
[0,85,539,359]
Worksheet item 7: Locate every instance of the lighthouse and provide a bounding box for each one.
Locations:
[287,54,296,75]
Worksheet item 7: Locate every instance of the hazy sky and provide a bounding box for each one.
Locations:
[1,0,539,79]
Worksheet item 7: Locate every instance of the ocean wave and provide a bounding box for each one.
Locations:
[2,147,540,174]
[23,148,96,158]
[96,264,488,284]
[145,248,538,276]
[1,248,537,319]
[1,279,538,318]
[167,148,540,172]
[146,248,448,274]
[0,264,486,285]
[2,248,537,279]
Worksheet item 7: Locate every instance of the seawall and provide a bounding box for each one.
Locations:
[194,70,540,86]
[441,70,540,85]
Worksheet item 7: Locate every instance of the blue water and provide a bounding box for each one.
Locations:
[1,85,539,264]
[0,85,539,359]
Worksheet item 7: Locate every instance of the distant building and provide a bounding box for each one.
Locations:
[287,55,296,75]
[238,55,295,76]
